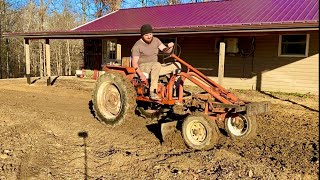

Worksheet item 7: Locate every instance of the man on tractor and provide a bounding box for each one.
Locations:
[131,24,181,100]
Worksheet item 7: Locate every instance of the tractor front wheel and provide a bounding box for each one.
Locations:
[182,114,219,150]
[92,71,136,126]
[224,114,257,140]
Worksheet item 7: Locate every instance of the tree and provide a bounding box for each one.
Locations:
[0,0,3,79]
[0,0,7,78]
[94,0,123,17]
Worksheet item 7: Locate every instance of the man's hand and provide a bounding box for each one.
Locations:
[140,73,147,82]
[159,42,174,53]
[168,42,174,48]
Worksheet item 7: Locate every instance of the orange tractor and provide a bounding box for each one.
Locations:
[92,49,269,150]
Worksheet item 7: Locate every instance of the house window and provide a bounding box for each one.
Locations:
[102,39,117,64]
[107,40,116,59]
[278,34,309,57]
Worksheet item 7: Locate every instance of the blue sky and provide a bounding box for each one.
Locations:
[6,0,204,22]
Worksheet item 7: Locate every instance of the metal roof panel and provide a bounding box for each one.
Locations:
[70,0,318,32]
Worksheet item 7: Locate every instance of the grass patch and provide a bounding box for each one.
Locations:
[265,91,315,99]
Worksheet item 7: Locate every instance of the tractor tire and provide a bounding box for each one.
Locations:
[182,113,219,150]
[92,71,136,126]
[224,114,257,140]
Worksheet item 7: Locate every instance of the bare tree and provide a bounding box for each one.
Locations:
[0,0,4,78]
[141,0,146,6]
[80,0,89,23]
[94,0,123,17]
[167,0,180,5]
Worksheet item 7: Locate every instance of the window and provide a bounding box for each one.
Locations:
[278,34,309,57]
[107,40,116,59]
[102,39,118,65]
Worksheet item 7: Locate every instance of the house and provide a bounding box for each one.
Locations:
[6,0,319,94]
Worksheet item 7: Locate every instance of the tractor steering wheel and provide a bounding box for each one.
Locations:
[162,43,181,63]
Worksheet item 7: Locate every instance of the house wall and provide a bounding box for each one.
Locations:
[89,30,318,94]
[255,31,318,94]
[179,31,319,94]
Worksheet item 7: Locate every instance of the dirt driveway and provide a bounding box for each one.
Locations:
[0,77,318,179]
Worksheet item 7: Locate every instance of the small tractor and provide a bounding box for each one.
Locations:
[91,47,269,150]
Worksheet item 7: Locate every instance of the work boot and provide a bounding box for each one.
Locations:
[150,93,161,100]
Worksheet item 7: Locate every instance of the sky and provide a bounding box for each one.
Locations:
[5,0,208,22]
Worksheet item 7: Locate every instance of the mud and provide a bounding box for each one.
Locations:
[0,77,318,179]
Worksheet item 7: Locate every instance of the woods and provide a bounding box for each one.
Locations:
[0,0,211,79]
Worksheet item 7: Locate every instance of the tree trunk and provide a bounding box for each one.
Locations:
[81,0,87,23]
[0,4,2,79]
[6,39,9,78]
[168,0,179,5]
[110,0,122,11]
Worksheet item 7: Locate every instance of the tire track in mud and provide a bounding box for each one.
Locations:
[0,85,167,179]
[216,104,319,178]
[0,79,319,179]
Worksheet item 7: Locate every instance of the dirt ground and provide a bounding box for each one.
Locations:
[0,77,318,180]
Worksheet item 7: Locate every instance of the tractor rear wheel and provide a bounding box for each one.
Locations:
[92,71,136,126]
[182,113,219,150]
[224,114,257,140]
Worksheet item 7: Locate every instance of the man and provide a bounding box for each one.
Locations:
[131,24,181,100]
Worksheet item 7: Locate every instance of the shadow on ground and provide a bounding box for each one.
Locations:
[258,91,318,112]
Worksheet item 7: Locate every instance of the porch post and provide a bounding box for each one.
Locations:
[218,42,226,86]
[24,38,31,84]
[116,44,121,60]
[45,39,51,86]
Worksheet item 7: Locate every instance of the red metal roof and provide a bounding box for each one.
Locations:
[72,0,319,33]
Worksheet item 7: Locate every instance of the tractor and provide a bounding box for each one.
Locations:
[91,45,269,150]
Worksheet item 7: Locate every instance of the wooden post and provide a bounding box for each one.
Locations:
[218,42,226,86]
[39,41,44,78]
[116,44,121,60]
[45,39,51,86]
[121,57,131,67]
[24,39,31,84]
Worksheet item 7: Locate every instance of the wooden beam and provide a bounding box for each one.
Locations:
[116,44,121,60]
[218,42,226,86]
[24,39,31,84]
[45,39,51,86]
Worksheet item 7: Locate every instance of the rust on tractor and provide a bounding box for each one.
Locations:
[101,54,269,118]
[95,52,270,150]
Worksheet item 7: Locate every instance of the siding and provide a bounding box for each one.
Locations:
[182,31,319,94]
[178,35,216,76]
[110,31,318,95]
[254,31,319,94]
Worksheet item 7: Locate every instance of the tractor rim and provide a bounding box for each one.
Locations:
[226,115,248,136]
[97,82,122,119]
[186,120,207,145]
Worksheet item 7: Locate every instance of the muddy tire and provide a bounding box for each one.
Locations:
[182,113,219,150]
[224,114,257,140]
[92,71,136,126]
